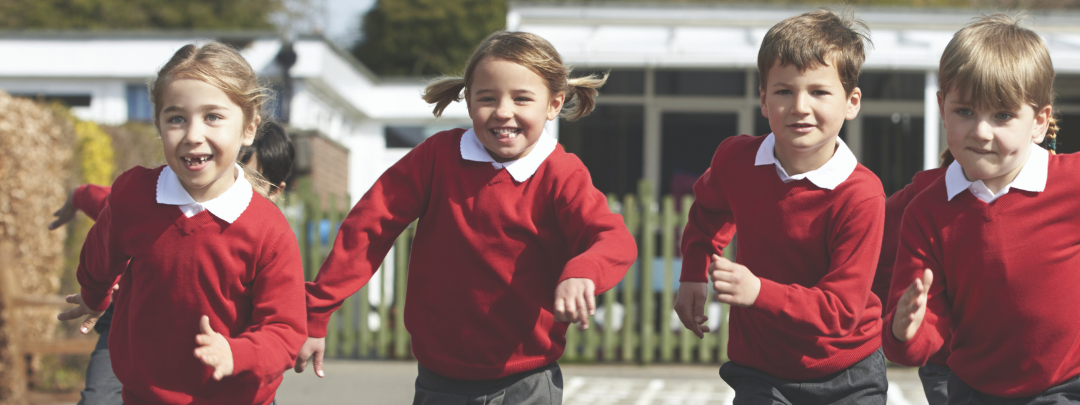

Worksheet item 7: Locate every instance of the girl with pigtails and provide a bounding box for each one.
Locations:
[884,14,1080,404]
[295,31,636,404]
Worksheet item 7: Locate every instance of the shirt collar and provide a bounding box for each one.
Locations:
[753,133,858,190]
[944,143,1049,201]
[459,127,558,182]
[156,164,253,223]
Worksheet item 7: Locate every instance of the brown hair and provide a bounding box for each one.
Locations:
[423,31,606,121]
[149,42,269,127]
[757,9,871,95]
[939,14,1057,150]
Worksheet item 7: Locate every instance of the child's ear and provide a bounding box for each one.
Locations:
[1031,104,1052,144]
[243,116,260,146]
[759,87,769,119]
[937,91,946,129]
[547,91,566,121]
[844,87,862,120]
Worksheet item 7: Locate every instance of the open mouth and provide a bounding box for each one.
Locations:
[491,128,521,141]
[182,155,213,167]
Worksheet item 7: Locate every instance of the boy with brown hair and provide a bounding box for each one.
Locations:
[674,9,888,404]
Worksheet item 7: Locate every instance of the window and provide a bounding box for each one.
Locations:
[11,93,91,107]
[655,70,745,96]
[858,72,924,100]
[126,84,153,122]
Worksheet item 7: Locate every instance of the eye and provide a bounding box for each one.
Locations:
[477,96,495,103]
[515,96,533,103]
[955,108,973,117]
[995,112,1014,121]
[811,90,830,96]
[774,89,792,95]
[166,115,185,124]
[206,114,222,122]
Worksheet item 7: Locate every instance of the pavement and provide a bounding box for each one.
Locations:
[276,360,931,405]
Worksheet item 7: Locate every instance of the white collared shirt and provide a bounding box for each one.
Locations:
[156,164,253,223]
[459,128,558,182]
[945,144,1048,203]
[753,133,858,190]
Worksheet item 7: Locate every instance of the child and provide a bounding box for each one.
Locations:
[674,10,888,404]
[50,121,296,405]
[885,14,1078,403]
[294,31,636,403]
[58,43,306,405]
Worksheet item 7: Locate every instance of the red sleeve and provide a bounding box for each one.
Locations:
[305,138,435,337]
[76,201,127,311]
[554,167,637,294]
[679,141,738,283]
[873,185,915,306]
[751,194,885,337]
[72,184,111,221]
[227,228,307,382]
[882,205,949,366]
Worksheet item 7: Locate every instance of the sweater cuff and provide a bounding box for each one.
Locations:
[306,314,330,338]
[679,251,710,283]
[80,286,111,312]
[881,310,930,367]
[559,257,602,286]
[225,336,257,375]
[750,277,788,315]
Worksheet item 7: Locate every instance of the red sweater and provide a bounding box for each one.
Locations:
[883,153,1080,398]
[681,135,885,380]
[72,184,111,220]
[77,166,306,405]
[874,168,951,367]
[306,128,636,380]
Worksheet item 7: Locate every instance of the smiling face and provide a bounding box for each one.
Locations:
[158,79,258,202]
[940,90,1050,193]
[466,57,565,163]
[760,60,861,174]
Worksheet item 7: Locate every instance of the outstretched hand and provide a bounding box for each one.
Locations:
[48,192,77,230]
[294,337,326,377]
[674,281,709,339]
[56,292,106,334]
[892,269,933,342]
[554,278,596,329]
[194,315,234,380]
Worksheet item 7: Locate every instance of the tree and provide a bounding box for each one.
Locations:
[0,0,278,30]
[351,0,507,77]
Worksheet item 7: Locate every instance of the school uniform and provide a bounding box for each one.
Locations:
[77,165,306,405]
[884,145,1080,403]
[681,134,887,404]
[306,128,636,404]
[875,167,953,405]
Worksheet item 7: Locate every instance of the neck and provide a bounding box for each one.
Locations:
[774,138,838,176]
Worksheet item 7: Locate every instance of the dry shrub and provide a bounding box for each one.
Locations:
[102,121,164,178]
[0,91,75,404]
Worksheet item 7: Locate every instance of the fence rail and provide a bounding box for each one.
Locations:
[289,178,734,364]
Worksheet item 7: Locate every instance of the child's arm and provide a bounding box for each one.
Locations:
[300,137,436,375]
[747,195,884,337]
[677,163,737,339]
[873,185,915,306]
[552,166,637,328]
[48,185,111,230]
[882,212,949,366]
[72,201,127,314]
[202,229,307,383]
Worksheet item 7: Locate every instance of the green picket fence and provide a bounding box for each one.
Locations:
[288,178,734,364]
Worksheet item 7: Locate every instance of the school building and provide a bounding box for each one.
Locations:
[4,4,1080,201]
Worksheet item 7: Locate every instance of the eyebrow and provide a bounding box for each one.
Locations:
[160,104,231,114]
[472,89,538,95]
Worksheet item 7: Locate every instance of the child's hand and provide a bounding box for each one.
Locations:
[294,337,326,377]
[554,278,596,329]
[56,293,105,334]
[892,269,933,342]
[194,315,233,380]
[48,192,77,230]
[709,254,760,307]
[674,281,709,339]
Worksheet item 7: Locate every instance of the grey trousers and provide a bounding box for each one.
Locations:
[79,326,123,405]
[948,373,1080,405]
[920,363,952,405]
[413,362,563,405]
[719,348,888,405]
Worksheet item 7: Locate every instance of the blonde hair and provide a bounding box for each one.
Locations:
[757,9,871,95]
[149,42,270,127]
[939,14,1058,147]
[423,31,607,121]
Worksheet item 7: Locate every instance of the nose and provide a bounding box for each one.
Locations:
[792,92,811,115]
[182,120,207,144]
[971,118,995,142]
[494,99,514,120]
